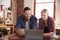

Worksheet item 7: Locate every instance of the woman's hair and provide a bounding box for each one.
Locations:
[41,9,48,13]
[24,7,31,12]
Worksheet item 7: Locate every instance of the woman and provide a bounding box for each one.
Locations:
[39,9,55,40]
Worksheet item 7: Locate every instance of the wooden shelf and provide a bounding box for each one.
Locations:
[0,25,15,34]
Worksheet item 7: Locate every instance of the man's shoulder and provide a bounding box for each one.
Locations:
[31,15,37,20]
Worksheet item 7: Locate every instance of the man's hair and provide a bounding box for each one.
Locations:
[24,7,31,12]
[41,9,48,13]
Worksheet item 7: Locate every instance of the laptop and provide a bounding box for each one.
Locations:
[25,29,43,40]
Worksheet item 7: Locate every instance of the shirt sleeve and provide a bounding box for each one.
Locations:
[15,16,21,29]
[50,19,55,32]
[33,17,37,29]
[39,19,43,29]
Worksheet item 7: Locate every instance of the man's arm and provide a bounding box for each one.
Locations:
[15,16,25,35]
[15,29,25,35]
[32,16,37,29]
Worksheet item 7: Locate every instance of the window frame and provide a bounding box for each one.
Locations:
[34,0,56,19]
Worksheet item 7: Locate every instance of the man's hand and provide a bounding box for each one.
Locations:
[16,29,25,35]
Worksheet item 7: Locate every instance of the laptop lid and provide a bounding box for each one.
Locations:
[25,29,43,40]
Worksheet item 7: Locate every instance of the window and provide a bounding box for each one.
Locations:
[34,0,55,19]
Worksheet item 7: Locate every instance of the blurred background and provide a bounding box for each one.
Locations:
[0,0,60,40]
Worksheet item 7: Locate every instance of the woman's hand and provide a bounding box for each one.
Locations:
[43,33,52,38]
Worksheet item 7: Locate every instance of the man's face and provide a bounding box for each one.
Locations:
[24,10,32,20]
[41,11,48,20]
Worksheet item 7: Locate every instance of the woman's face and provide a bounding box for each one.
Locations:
[41,11,48,20]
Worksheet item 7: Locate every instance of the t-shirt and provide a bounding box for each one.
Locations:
[25,21,29,29]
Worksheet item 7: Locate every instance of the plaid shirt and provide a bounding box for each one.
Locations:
[39,16,55,32]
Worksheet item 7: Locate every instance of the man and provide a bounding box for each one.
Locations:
[39,9,55,40]
[15,7,37,36]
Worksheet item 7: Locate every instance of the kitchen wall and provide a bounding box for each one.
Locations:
[24,0,34,15]
[11,0,17,25]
